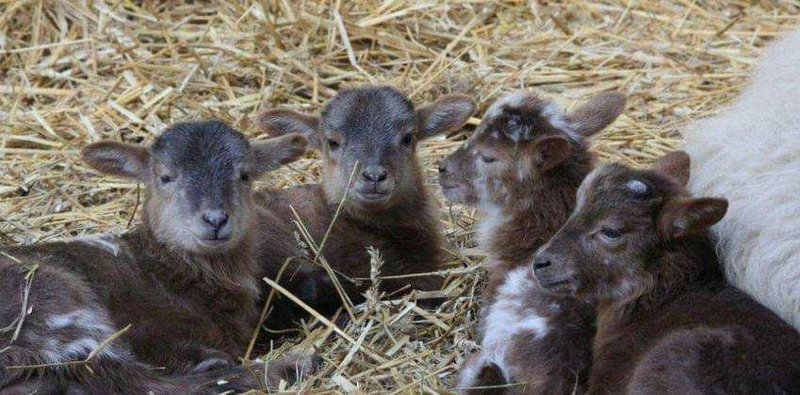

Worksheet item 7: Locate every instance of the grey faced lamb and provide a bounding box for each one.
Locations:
[0,121,310,393]
[254,86,475,330]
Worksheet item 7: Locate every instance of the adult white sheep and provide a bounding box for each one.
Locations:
[682,30,800,330]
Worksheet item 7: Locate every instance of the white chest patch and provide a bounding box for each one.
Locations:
[480,266,549,374]
[77,233,120,257]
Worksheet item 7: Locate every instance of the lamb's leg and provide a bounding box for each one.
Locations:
[210,351,322,393]
[261,258,340,336]
[0,263,193,393]
[456,353,508,395]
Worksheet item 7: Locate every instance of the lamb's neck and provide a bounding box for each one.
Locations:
[134,224,259,298]
[595,235,724,342]
[341,181,437,234]
[480,183,577,269]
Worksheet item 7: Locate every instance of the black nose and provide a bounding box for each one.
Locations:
[533,255,552,271]
[202,210,229,230]
[438,163,447,174]
[362,166,388,183]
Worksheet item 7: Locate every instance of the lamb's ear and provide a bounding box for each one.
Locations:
[257,109,320,150]
[533,134,572,171]
[252,133,309,172]
[565,92,626,138]
[658,197,728,239]
[82,141,150,181]
[653,151,691,186]
[416,94,476,139]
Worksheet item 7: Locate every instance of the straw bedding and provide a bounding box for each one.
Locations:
[1,1,798,393]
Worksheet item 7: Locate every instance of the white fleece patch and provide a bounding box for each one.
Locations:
[484,91,529,120]
[681,30,800,330]
[479,266,549,379]
[41,309,125,363]
[47,309,114,333]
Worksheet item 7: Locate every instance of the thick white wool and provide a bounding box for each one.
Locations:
[682,30,800,330]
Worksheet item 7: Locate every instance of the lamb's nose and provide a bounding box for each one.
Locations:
[202,210,229,230]
[362,166,388,183]
[438,163,447,174]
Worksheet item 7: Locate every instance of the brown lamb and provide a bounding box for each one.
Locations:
[0,121,311,393]
[533,151,800,394]
[441,90,625,394]
[254,86,475,329]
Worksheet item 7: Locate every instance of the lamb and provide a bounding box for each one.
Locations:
[254,86,475,328]
[681,30,800,330]
[533,151,800,394]
[0,121,310,393]
[440,90,626,393]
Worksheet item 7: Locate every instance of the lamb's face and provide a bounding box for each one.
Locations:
[82,121,307,255]
[532,164,665,300]
[317,87,420,211]
[257,85,476,213]
[532,152,727,303]
[144,122,258,254]
[438,138,479,205]
[469,92,577,208]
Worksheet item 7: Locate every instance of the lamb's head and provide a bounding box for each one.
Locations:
[438,90,626,210]
[533,151,727,303]
[82,120,307,255]
[258,86,475,213]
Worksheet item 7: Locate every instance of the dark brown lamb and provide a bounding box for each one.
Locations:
[534,151,800,394]
[0,121,310,393]
[254,86,475,330]
[440,90,625,394]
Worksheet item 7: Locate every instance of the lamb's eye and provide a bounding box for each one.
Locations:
[599,227,623,241]
[160,175,173,184]
[327,139,340,150]
[240,172,250,182]
[401,133,413,146]
[479,154,497,164]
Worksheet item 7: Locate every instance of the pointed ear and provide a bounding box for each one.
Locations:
[257,109,320,150]
[534,135,572,171]
[565,92,626,138]
[658,198,728,239]
[82,141,150,181]
[653,151,691,186]
[252,133,309,172]
[416,94,476,139]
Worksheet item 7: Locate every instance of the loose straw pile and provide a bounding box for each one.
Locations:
[1,1,798,392]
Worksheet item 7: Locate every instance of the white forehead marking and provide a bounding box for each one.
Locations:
[625,179,649,195]
[484,91,529,120]
[483,91,579,140]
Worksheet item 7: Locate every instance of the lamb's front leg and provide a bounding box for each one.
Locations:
[207,350,322,392]
[0,263,195,394]
[456,352,508,395]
